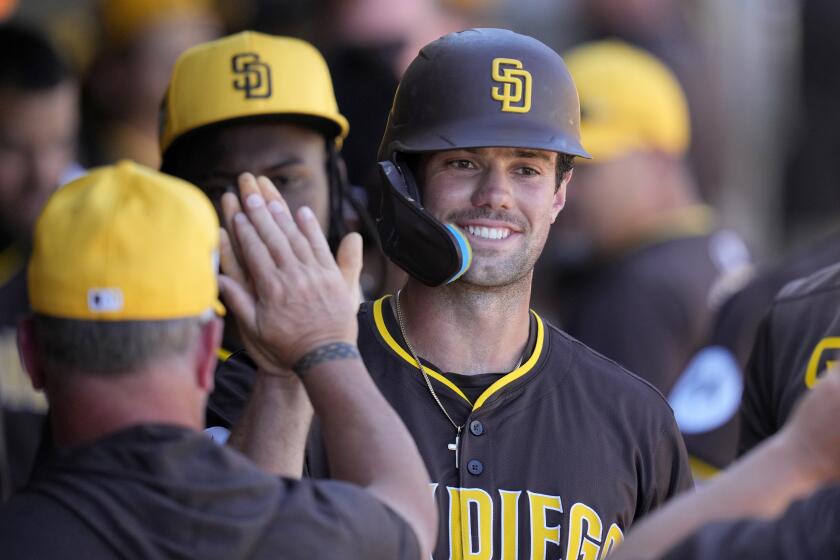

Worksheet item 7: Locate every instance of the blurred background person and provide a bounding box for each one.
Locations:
[682,218,840,480]
[577,0,725,206]
[81,0,222,168]
[534,40,751,482]
[0,22,81,500]
[537,40,750,393]
[674,225,840,480]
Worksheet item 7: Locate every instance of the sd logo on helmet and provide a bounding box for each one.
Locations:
[375,28,590,287]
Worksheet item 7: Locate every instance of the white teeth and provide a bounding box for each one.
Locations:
[466,225,511,240]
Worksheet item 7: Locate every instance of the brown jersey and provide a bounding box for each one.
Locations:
[304,296,693,559]
[684,229,840,476]
[740,262,840,455]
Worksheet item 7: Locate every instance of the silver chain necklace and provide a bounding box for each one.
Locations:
[393,289,527,469]
[394,289,464,468]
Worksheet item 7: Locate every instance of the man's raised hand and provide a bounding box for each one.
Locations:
[218,173,362,374]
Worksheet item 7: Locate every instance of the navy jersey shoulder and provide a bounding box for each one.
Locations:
[740,261,840,455]
[546,321,675,408]
[711,228,840,369]
[776,259,840,302]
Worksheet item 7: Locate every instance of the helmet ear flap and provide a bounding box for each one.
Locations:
[375,160,471,287]
[396,154,422,203]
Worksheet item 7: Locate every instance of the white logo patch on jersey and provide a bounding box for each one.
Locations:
[669,346,743,434]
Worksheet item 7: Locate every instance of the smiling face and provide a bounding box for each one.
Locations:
[419,147,570,287]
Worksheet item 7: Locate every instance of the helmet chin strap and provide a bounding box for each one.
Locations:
[375,160,472,287]
[326,142,346,252]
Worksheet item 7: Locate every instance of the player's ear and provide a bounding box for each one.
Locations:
[194,316,223,392]
[551,169,573,223]
[17,316,45,390]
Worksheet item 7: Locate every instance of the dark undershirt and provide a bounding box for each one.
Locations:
[440,371,506,403]
[383,299,538,403]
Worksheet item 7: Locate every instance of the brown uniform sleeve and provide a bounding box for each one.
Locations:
[738,315,778,456]
[646,422,694,517]
[633,400,694,522]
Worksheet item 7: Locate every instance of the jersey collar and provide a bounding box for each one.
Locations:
[371,295,546,411]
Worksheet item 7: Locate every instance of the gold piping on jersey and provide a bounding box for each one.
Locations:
[372,295,546,411]
[216,347,233,361]
[374,296,472,405]
[688,455,720,481]
[473,313,544,411]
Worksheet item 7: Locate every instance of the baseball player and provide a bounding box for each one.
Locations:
[212,28,693,559]
[158,31,367,457]
[739,261,840,454]
[159,31,354,344]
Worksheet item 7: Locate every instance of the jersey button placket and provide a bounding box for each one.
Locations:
[464,418,485,476]
[466,459,484,476]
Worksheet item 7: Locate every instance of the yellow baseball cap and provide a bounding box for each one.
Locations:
[160,31,349,154]
[564,40,690,163]
[28,161,224,321]
[99,0,218,47]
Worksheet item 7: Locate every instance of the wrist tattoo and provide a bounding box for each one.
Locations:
[292,342,361,376]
